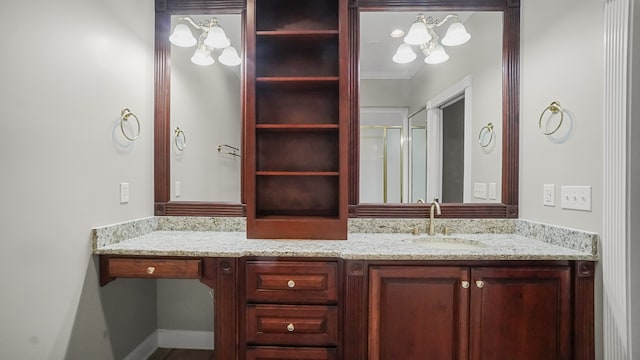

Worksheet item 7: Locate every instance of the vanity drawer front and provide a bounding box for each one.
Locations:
[247,347,337,360]
[246,261,337,303]
[107,258,201,279]
[246,305,337,346]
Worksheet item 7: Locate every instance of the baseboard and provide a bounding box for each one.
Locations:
[157,329,215,350]
[123,331,159,360]
[123,329,214,360]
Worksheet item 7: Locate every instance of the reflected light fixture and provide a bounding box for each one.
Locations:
[170,17,241,67]
[393,13,470,65]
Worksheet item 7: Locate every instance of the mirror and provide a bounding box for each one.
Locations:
[350,0,519,218]
[154,0,519,218]
[359,11,502,204]
[154,0,246,216]
[169,14,242,202]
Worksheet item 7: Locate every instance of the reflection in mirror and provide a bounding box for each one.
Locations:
[169,14,242,202]
[359,11,502,204]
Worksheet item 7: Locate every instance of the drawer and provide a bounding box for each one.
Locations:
[246,261,337,303]
[247,346,337,360]
[246,305,337,346]
[106,258,201,279]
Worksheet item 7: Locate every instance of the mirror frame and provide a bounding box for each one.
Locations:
[154,0,247,216]
[153,0,519,219]
[348,0,519,218]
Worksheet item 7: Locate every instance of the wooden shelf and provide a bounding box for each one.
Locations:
[256,30,339,37]
[256,171,339,176]
[256,124,339,130]
[256,76,339,84]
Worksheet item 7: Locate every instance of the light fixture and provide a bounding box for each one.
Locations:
[170,16,241,67]
[393,13,470,65]
[392,43,417,64]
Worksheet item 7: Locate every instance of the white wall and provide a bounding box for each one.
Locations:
[0,0,156,359]
[520,1,603,232]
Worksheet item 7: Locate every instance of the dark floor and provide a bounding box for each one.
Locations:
[147,348,215,360]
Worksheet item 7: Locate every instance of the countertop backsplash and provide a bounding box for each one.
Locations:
[92,216,599,259]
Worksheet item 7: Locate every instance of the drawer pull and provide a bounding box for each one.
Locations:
[146,266,156,275]
[287,280,296,288]
[476,280,485,288]
[461,281,470,289]
[286,323,295,332]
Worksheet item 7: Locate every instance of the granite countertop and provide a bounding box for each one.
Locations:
[92,217,599,261]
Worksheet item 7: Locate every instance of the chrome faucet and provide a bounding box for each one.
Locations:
[429,198,441,236]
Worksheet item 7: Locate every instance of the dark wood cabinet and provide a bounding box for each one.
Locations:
[246,0,348,239]
[367,265,571,360]
[368,266,470,360]
[469,267,571,360]
[240,259,341,359]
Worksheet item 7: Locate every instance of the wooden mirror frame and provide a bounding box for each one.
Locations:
[154,0,247,216]
[348,0,520,218]
[154,0,519,219]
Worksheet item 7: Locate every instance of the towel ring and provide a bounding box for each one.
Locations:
[538,101,564,136]
[120,108,141,141]
[174,127,186,151]
[478,123,495,148]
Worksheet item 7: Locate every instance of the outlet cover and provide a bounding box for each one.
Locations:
[543,184,555,206]
[560,186,592,211]
[175,181,181,198]
[473,183,487,199]
[120,182,129,204]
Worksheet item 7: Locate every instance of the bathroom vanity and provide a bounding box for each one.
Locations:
[94,218,597,360]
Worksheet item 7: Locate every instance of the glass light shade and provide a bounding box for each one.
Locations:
[169,24,197,47]
[191,47,215,66]
[403,21,431,45]
[218,46,242,66]
[204,26,231,49]
[424,44,449,64]
[392,44,417,64]
[441,22,471,46]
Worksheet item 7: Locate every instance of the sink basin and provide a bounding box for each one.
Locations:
[407,236,487,250]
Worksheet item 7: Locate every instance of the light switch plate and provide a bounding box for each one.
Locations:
[175,181,181,198]
[488,182,497,200]
[543,184,555,206]
[120,182,129,204]
[560,186,592,211]
[473,183,487,199]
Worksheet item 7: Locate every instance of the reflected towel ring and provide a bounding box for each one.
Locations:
[478,122,494,148]
[174,127,186,151]
[120,108,141,141]
[538,101,564,135]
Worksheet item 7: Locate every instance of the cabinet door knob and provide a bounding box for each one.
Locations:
[146,266,156,275]
[287,280,296,288]
[287,323,295,332]
[476,280,485,288]
[461,281,470,289]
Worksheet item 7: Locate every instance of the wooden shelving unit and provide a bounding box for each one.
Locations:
[247,0,347,239]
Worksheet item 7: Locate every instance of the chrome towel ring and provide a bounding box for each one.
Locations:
[538,101,564,136]
[120,108,141,141]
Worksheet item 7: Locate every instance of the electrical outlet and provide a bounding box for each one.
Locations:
[543,184,555,206]
[473,183,487,199]
[120,182,129,204]
[560,186,592,211]
[488,182,497,200]
[175,181,181,198]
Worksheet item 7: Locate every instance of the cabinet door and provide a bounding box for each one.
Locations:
[470,267,571,360]
[368,266,469,360]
